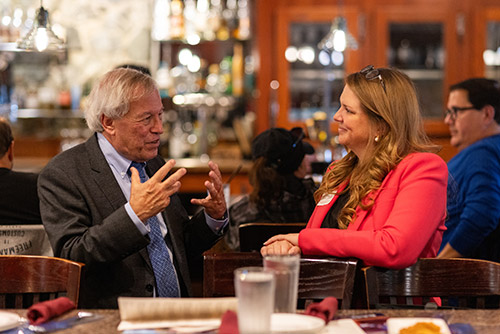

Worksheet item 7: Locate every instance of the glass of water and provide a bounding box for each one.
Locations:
[234,266,275,334]
[263,254,300,313]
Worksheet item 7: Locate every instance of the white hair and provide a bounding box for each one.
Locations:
[84,67,159,132]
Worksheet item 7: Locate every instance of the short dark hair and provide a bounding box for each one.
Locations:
[450,78,500,124]
[116,64,152,76]
[0,117,13,157]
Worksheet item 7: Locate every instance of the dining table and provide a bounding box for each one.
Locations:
[3,308,500,333]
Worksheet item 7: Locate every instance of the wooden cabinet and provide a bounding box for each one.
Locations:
[471,0,500,82]
[255,0,500,162]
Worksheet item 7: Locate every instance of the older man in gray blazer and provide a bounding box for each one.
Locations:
[38,68,228,308]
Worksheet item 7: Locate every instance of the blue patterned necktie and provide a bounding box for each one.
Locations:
[129,162,180,297]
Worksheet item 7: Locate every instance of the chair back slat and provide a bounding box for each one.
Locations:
[203,251,358,309]
[363,258,500,309]
[0,255,84,308]
[239,222,306,252]
[15,295,22,308]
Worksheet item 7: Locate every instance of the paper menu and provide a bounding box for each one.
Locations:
[117,297,237,331]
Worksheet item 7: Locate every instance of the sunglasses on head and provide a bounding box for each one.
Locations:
[360,65,386,93]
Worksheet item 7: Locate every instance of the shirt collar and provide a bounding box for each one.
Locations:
[97,132,140,180]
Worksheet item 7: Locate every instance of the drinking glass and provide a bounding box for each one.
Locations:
[263,254,300,313]
[234,266,275,334]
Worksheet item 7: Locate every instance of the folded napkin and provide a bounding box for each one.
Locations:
[304,297,338,324]
[27,297,76,325]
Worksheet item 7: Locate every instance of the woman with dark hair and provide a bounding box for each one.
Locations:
[261,66,448,269]
[226,127,317,250]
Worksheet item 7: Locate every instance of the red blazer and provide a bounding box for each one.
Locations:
[299,152,448,269]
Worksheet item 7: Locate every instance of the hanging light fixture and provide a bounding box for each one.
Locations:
[17,0,65,52]
[318,17,358,53]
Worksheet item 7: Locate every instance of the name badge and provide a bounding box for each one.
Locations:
[317,193,336,206]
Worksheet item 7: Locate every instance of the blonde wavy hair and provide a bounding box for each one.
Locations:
[315,67,439,229]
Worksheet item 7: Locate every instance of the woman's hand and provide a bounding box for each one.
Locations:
[260,233,302,256]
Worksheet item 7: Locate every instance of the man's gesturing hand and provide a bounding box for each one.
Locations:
[190,161,227,219]
[129,159,186,223]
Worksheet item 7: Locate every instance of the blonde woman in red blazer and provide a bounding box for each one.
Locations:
[261,66,448,269]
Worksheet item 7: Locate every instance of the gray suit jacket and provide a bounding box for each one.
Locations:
[38,134,221,308]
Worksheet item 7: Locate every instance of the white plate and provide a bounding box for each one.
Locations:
[0,311,21,331]
[271,313,325,334]
[324,319,366,334]
[386,317,451,334]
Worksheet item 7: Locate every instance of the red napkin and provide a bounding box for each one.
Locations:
[219,310,239,334]
[305,297,338,323]
[27,297,76,325]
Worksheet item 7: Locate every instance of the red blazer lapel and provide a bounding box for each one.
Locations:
[348,169,395,230]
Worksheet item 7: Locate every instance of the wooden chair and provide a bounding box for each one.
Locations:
[239,222,307,252]
[363,258,500,309]
[0,255,84,308]
[203,251,359,309]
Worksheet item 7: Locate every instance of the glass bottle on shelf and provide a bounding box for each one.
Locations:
[170,0,185,40]
[0,7,10,43]
[223,0,238,36]
[183,0,199,45]
[195,0,210,40]
[10,7,23,43]
[219,55,232,95]
[232,42,243,97]
[235,0,250,41]
[152,0,171,41]
[207,0,222,41]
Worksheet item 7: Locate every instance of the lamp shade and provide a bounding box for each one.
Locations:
[17,6,65,52]
[318,17,358,53]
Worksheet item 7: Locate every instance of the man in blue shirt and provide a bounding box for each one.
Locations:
[438,78,500,261]
[38,68,228,308]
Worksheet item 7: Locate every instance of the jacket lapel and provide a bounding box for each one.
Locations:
[348,168,395,230]
[85,134,152,269]
[86,134,127,210]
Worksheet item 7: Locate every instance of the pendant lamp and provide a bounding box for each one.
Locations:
[318,17,358,53]
[17,1,65,52]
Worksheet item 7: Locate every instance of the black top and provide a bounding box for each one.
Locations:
[227,176,317,250]
[0,167,42,224]
[321,189,350,229]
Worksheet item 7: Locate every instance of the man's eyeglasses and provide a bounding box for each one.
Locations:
[444,106,477,120]
[290,127,305,148]
[360,65,386,93]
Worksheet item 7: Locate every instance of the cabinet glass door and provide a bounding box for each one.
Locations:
[275,7,360,129]
[373,5,454,120]
[484,21,500,80]
[287,22,345,122]
[388,23,445,119]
